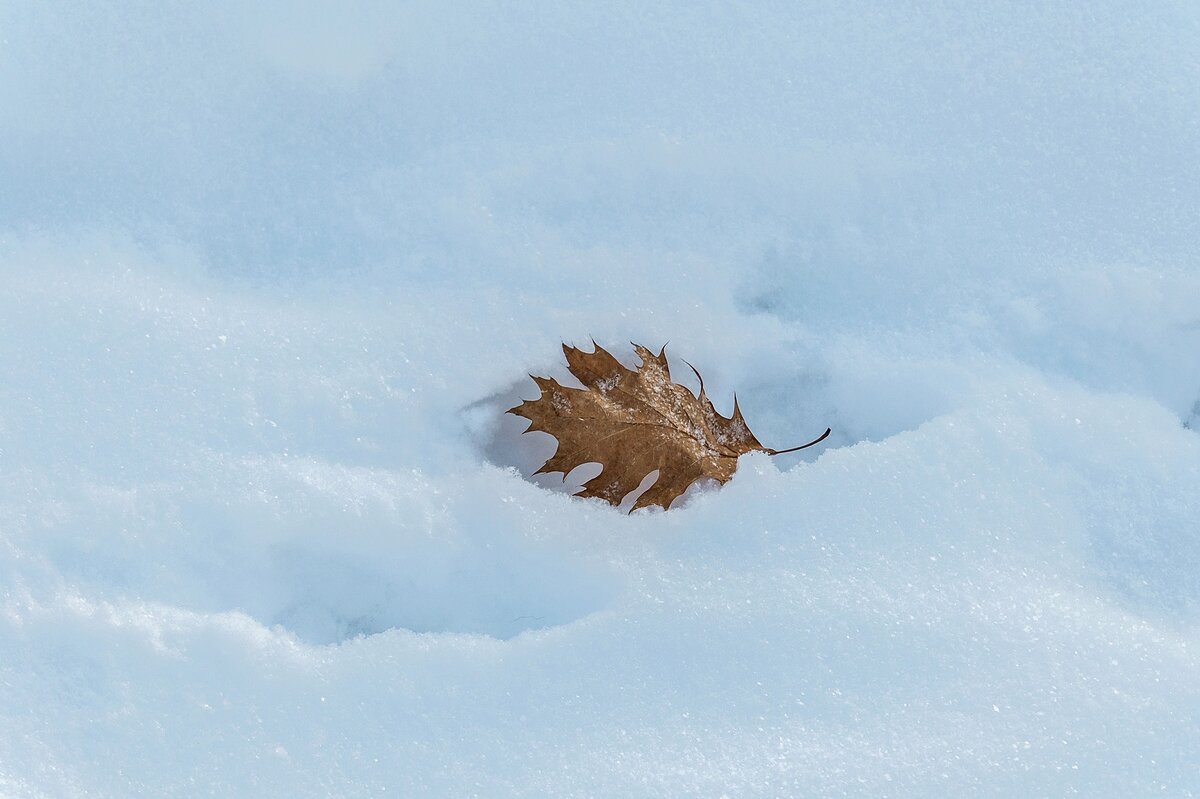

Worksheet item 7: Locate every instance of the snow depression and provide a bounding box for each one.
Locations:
[2,2,1200,796]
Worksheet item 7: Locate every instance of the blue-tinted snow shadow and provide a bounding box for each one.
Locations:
[42,461,623,647]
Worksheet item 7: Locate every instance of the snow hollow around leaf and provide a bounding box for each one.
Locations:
[4,3,1200,798]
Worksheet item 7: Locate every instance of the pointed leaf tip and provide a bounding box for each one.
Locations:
[683,359,705,398]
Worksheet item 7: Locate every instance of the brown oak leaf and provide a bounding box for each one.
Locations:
[508,342,830,512]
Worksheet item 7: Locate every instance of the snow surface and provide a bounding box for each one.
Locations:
[3,2,1200,796]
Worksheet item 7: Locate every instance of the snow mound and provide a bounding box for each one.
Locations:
[4,2,1200,796]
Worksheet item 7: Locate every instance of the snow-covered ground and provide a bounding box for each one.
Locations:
[3,3,1200,796]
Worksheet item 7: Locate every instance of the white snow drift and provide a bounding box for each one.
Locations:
[2,2,1200,796]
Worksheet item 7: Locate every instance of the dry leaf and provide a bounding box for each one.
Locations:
[508,342,830,511]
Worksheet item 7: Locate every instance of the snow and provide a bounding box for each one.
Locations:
[2,2,1200,796]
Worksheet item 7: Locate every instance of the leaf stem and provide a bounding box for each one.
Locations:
[766,427,832,455]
